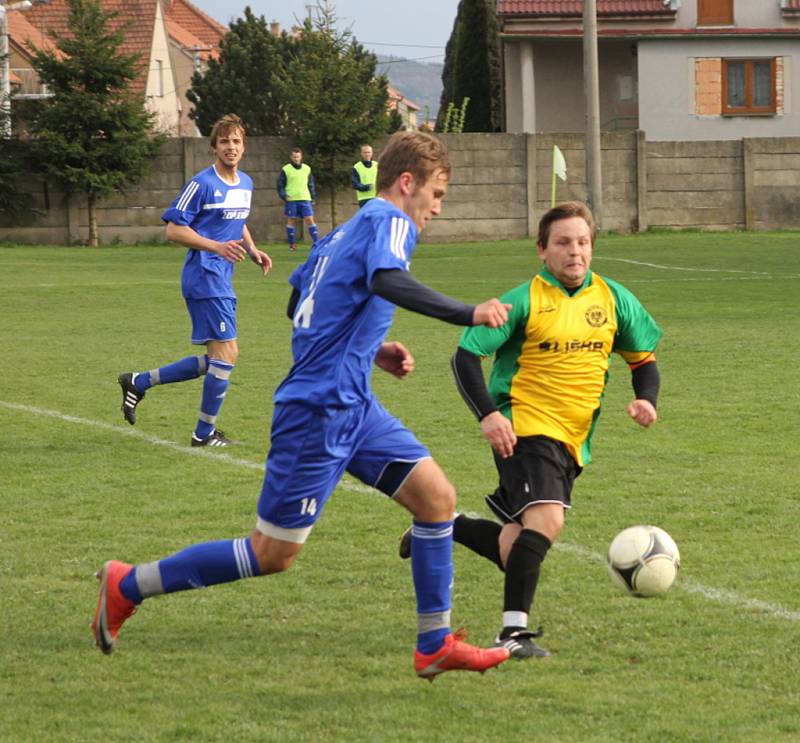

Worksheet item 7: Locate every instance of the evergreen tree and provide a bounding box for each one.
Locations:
[387,107,405,133]
[26,0,163,245]
[437,0,501,132]
[188,7,293,136]
[0,72,31,216]
[275,2,391,226]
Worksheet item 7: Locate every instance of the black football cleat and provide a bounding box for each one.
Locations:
[191,429,232,448]
[118,373,145,425]
[494,627,550,659]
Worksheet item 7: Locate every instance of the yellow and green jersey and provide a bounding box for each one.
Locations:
[459,268,662,467]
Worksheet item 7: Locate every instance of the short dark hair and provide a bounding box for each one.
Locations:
[376,131,451,193]
[291,147,303,155]
[537,201,596,248]
[210,114,245,149]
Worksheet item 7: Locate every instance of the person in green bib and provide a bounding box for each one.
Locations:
[351,144,378,208]
[277,147,319,251]
[399,201,663,660]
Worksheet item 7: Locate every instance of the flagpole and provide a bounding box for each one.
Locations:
[551,164,557,208]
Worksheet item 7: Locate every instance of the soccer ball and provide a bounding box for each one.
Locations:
[607,525,680,597]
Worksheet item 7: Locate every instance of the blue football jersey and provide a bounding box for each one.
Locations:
[161,165,253,300]
[275,198,418,408]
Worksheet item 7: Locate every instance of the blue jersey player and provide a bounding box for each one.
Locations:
[93,132,512,680]
[117,114,272,447]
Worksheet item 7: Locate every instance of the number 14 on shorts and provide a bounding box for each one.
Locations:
[300,498,318,516]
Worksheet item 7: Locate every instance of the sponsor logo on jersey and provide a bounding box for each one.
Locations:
[539,339,605,353]
[222,209,251,220]
[585,305,607,327]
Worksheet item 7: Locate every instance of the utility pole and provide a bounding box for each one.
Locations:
[582,0,603,227]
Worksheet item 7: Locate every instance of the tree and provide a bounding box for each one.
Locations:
[0,75,31,216]
[188,7,293,136]
[26,0,163,245]
[387,107,405,134]
[437,0,501,132]
[275,2,392,226]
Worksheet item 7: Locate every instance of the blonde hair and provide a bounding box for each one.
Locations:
[210,114,246,148]
[376,131,451,192]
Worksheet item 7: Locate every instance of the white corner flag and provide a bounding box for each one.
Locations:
[551,145,567,207]
[553,145,567,181]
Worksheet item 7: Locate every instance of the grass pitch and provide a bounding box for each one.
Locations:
[1,231,799,742]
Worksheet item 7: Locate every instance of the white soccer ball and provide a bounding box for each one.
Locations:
[607,525,680,597]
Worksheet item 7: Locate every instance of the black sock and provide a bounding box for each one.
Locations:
[453,514,504,570]
[503,529,552,618]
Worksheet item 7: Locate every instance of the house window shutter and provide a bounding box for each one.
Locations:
[698,0,734,26]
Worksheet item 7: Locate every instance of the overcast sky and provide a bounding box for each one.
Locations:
[190,0,459,63]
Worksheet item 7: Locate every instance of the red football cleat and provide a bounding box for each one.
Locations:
[92,560,137,654]
[414,629,511,681]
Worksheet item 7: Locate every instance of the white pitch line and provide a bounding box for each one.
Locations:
[554,542,800,623]
[3,399,799,623]
[595,256,771,275]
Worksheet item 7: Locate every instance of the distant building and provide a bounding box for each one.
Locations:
[6,0,226,136]
[387,84,421,130]
[497,0,800,141]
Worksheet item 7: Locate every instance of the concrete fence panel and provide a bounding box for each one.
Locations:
[2,133,799,245]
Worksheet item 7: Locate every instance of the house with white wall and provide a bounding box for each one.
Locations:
[6,0,225,136]
[498,0,800,140]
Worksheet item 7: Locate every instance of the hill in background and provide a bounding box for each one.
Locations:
[376,55,443,122]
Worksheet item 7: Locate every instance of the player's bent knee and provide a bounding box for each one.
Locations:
[250,529,304,575]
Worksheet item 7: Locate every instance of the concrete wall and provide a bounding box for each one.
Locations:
[2,133,800,244]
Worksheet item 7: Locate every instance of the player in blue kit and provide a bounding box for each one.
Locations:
[117,114,272,447]
[93,131,512,679]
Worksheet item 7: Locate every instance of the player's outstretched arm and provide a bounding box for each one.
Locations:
[375,341,415,379]
[472,299,512,328]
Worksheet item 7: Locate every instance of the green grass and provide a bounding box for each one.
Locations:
[1,232,799,742]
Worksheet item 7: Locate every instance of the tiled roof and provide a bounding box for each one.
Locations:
[497,1,677,17]
[165,18,211,56]
[10,0,227,92]
[387,85,421,112]
[7,8,56,56]
[17,0,159,93]
[164,0,226,51]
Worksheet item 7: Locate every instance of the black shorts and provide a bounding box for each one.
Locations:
[485,435,581,525]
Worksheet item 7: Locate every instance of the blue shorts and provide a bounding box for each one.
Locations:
[284,201,314,219]
[256,398,430,542]
[185,297,237,344]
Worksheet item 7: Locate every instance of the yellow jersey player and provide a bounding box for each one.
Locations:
[401,201,662,659]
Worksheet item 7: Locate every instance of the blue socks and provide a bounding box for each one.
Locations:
[286,224,319,247]
[119,537,260,602]
[194,359,234,440]
[134,355,207,393]
[410,519,454,653]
